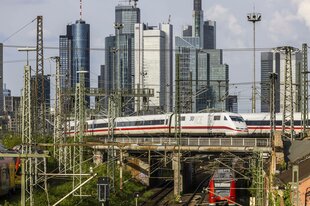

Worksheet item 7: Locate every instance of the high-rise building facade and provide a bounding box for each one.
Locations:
[0,43,3,116]
[260,52,280,112]
[134,23,173,113]
[31,75,51,109]
[59,19,90,105]
[103,3,140,115]
[203,20,216,49]
[3,84,11,98]
[192,0,203,46]
[175,0,228,113]
[227,95,238,113]
[260,51,302,113]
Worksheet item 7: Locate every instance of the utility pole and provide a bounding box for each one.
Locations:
[34,16,46,135]
[251,151,264,206]
[52,56,66,172]
[22,64,34,206]
[269,73,277,139]
[301,43,308,139]
[73,70,87,197]
[174,54,182,201]
[114,22,124,117]
[273,46,299,140]
[247,12,261,113]
[292,165,299,206]
[19,47,49,206]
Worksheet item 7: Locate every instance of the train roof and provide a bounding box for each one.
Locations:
[240,112,303,120]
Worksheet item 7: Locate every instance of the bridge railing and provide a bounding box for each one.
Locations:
[112,137,270,148]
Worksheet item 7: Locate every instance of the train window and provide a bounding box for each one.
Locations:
[190,116,195,121]
[230,116,244,122]
[214,116,220,121]
[224,116,227,120]
[144,120,151,125]
[135,121,143,126]
[94,123,108,128]
[181,116,186,121]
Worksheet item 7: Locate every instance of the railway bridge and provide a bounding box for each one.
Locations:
[92,137,272,152]
[91,136,273,204]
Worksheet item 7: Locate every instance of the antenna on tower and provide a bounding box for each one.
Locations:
[80,0,83,20]
[168,15,171,24]
[133,0,138,8]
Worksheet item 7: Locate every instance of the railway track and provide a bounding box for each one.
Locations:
[179,176,211,206]
[140,181,173,206]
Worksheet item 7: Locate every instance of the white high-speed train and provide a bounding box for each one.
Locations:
[67,112,248,137]
[240,112,305,135]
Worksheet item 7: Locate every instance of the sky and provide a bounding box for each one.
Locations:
[1,0,310,112]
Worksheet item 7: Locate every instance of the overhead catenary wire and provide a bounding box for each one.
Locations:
[2,18,37,43]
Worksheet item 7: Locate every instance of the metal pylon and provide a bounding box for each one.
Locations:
[274,46,299,140]
[174,54,182,201]
[22,65,50,206]
[73,70,86,196]
[53,57,66,172]
[34,15,46,134]
[251,151,264,206]
[301,43,308,138]
[107,94,117,191]
[22,65,34,206]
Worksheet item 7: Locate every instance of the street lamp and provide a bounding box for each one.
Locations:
[247,12,261,113]
[134,192,139,206]
[17,47,36,65]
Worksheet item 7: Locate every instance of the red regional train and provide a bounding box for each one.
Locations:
[208,168,236,206]
[0,145,21,196]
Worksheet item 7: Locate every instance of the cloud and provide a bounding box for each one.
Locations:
[268,10,300,43]
[292,0,310,29]
[206,4,246,48]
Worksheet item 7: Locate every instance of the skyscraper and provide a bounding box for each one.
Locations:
[104,3,140,115]
[134,23,173,113]
[59,19,90,105]
[260,52,280,112]
[0,43,3,116]
[260,51,302,112]
[31,75,51,109]
[203,20,216,49]
[192,0,203,46]
[175,0,228,113]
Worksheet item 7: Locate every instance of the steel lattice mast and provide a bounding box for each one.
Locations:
[301,43,308,138]
[73,70,87,197]
[34,15,46,134]
[53,56,66,172]
[21,65,34,205]
[273,46,299,140]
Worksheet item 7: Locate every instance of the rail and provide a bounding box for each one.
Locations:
[109,137,270,148]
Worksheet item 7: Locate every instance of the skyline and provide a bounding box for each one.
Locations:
[1,0,310,112]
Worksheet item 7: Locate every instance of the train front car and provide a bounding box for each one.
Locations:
[208,168,236,206]
[172,112,247,137]
[225,113,248,136]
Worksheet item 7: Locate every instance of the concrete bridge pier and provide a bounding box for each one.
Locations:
[173,152,183,198]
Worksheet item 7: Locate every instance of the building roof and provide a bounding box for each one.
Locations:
[288,140,310,163]
[278,158,310,184]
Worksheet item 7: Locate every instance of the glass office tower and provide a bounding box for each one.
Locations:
[59,20,90,106]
